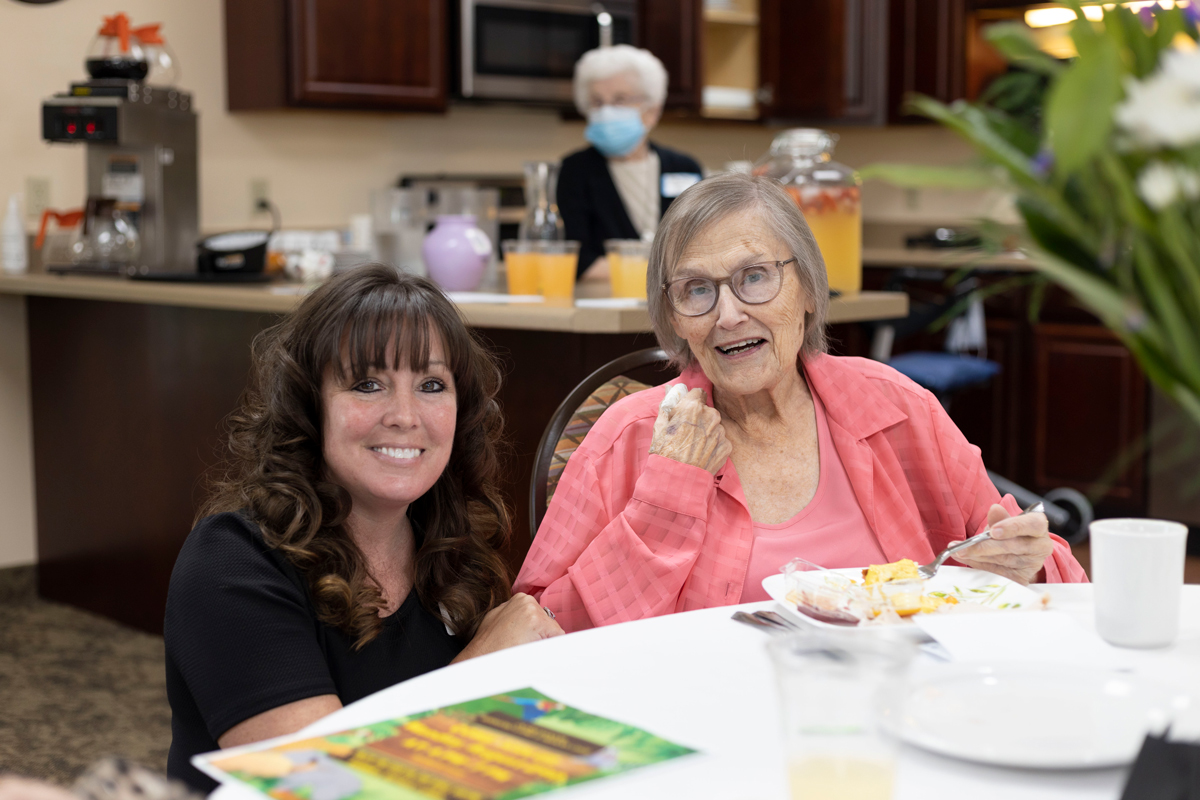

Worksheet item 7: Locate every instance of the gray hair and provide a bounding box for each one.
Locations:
[573,45,668,114]
[647,172,830,369]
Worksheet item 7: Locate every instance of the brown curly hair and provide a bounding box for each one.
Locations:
[201,264,512,648]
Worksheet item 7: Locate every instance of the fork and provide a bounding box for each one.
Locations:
[917,502,1044,579]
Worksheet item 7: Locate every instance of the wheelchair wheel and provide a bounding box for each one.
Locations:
[1043,487,1094,544]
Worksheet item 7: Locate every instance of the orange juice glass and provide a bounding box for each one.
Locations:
[537,240,579,299]
[502,240,540,295]
[607,239,650,299]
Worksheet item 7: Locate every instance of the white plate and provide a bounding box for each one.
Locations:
[761,566,1043,639]
[881,664,1191,768]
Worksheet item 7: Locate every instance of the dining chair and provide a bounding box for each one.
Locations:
[529,347,673,541]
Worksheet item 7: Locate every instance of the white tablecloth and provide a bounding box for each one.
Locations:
[211,584,1200,800]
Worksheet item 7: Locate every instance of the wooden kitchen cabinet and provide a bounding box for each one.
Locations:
[759,0,888,124]
[887,0,968,122]
[1032,323,1146,512]
[225,0,447,112]
[641,0,704,110]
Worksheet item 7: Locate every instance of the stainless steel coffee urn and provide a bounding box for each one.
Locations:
[41,79,198,275]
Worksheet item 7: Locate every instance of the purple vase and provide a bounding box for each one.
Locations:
[422,215,492,291]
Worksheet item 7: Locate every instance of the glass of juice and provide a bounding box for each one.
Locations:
[502,240,540,296]
[767,630,914,800]
[605,239,650,299]
[537,240,579,300]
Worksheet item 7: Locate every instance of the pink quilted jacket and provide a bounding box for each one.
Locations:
[514,354,1088,632]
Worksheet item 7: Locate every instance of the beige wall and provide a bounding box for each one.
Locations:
[0,0,1010,234]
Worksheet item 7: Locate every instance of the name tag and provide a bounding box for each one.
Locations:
[661,172,702,198]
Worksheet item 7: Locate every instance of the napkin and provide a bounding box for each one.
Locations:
[445,292,542,304]
[1120,733,1200,800]
[913,610,1134,670]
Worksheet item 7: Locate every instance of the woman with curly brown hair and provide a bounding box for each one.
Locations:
[164,265,561,792]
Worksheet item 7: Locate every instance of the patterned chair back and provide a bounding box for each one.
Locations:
[545,376,651,507]
[530,347,671,540]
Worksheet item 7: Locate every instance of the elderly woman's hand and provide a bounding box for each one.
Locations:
[952,504,1055,585]
[649,387,731,475]
[454,593,563,662]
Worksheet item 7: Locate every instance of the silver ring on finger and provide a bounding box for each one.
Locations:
[543,606,555,619]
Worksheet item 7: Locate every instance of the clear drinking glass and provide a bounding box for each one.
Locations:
[537,240,580,299]
[370,188,427,277]
[768,630,913,800]
[605,239,650,299]
[502,240,540,296]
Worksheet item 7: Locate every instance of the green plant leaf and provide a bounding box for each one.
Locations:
[984,22,1066,76]
[1017,196,1096,269]
[857,162,1000,189]
[907,96,1039,186]
[1045,37,1123,174]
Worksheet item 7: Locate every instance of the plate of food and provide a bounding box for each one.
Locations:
[761,557,1047,637]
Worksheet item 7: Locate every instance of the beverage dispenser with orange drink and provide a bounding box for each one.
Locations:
[753,129,862,295]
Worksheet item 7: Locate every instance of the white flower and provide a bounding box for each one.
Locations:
[1115,48,1200,148]
[1137,160,1200,209]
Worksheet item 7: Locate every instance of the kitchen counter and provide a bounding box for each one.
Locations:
[0,273,908,331]
[862,222,1036,271]
[0,271,907,631]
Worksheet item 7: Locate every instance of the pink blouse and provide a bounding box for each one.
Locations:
[514,354,1087,634]
[739,389,884,602]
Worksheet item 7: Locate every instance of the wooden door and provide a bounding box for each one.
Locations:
[642,0,703,110]
[288,0,447,110]
[887,0,968,122]
[1031,323,1147,511]
[759,0,887,123]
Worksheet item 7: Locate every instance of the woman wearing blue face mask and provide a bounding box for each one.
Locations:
[558,45,704,282]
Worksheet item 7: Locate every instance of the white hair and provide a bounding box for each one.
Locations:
[572,45,668,115]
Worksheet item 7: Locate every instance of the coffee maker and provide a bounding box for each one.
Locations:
[41,80,197,275]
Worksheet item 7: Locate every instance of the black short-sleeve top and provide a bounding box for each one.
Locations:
[164,512,464,793]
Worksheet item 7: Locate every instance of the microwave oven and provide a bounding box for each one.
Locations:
[460,0,637,103]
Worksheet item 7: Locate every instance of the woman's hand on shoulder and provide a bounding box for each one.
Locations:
[454,593,563,662]
[953,504,1054,585]
[649,387,731,476]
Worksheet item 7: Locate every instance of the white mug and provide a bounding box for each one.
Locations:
[1090,518,1188,648]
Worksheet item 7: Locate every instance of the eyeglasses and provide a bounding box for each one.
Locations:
[663,259,797,317]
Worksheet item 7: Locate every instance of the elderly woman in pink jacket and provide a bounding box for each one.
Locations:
[514,172,1087,632]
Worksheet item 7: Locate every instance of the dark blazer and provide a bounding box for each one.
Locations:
[557,142,704,277]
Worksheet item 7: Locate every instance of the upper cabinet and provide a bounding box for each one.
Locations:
[225,0,447,112]
[887,0,968,123]
[641,0,704,110]
[760,0,888,124]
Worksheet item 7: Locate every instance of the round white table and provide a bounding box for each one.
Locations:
[212,585,1200,800]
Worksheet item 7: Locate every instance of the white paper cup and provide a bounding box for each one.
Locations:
[1090,518,1188,648]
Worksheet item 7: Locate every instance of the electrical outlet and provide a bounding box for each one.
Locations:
[250,178,270,216]
[25,177,51,221]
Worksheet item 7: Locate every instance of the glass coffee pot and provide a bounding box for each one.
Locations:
[86,13,149,81]
[754,129,862,295]
[519,161,564,241]
[133,24,180,86]
[71,197,140,270]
